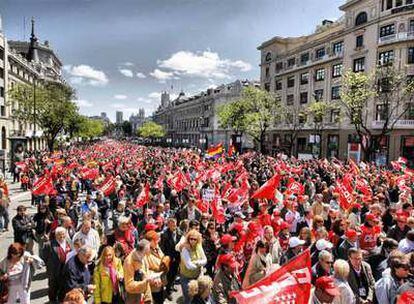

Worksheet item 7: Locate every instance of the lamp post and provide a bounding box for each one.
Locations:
[33,78,36,151]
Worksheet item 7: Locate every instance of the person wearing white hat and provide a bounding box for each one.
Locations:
[311,239,334,265]
[279,237,305,265]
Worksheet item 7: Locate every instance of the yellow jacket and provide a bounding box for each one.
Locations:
[146,245,165,292]
[123,250,152,303]
[93,257,124,304]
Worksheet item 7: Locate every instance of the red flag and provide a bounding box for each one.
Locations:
[251,174,281,199]
[136,184,150,208]
[97,176,116,196]
[211,197,225,224]
[15,161,27,172]
[335,181,354,210]
[287,179,304,196]
[168,170,190,192]
[231,250,312,304]
[154,175,164,190]
[80,168,99,180]
[355,177,372,196]
[32,175,54,196]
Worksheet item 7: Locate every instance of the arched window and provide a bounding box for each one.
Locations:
[1,127,6,150]
[265,52,272,62]
[355,12,368,26]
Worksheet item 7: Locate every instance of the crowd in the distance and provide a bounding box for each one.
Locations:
[0,140,412,304]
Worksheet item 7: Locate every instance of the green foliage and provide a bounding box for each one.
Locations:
[75,117,104,139]
[8,81,78,151]
[121,121,133,136]
[138,121,165,138]
[218,86,281,152]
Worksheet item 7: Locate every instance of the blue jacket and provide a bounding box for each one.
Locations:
[62,255,91,297]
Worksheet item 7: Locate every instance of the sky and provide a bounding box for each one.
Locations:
[0,0,344,122]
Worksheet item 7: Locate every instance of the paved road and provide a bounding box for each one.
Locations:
[1,178,183,304]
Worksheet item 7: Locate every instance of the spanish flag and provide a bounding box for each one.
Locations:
[228,144,236,157]
[207,143,223,158]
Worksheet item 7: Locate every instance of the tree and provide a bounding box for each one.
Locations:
[8,81,78,152]
[138,121,165,139]
[279,104,307,157]
[121,121,133,137]
[218,87,282,153]
[74,117,104,139]
[306,100,339,157]
[340,67,414,161]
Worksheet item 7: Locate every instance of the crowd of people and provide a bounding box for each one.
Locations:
[0,140,412,304]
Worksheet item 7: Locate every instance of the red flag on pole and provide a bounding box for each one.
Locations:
[211,197,225,224]
[251,174,281,199]
[335,181,354,210]
[32,175,54,196]
[136,184,150,208]
[231,250,312,304]
[287,179,304,196]
[97,176,116,196]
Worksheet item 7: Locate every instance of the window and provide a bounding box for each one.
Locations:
[314,89,324,101]
[410,20,414,33]
[379,50,394,65]
[0,106,4,117]
[287,76,295,88]
[264,83,270,92]
[0,67,3,80]
[287,58,296,67]
[380,24,395,37]
[332,41,344,55]
[265,67,269,78]
[405,103,414,120]
[408,47,414,64]
[396,0,402,6]
[265,52,272,62]
[378,78,391,93]
[331,86,341,100]
[275,80,282,90]
[355,12,368,26]
[356,35,364,48]
[0,87,3,98]
[300,72,309,85]
[353,57,365,72]
[330,110,340,123]
[386,0,393,9]
[301,53,310,64]
[1,127,5,150]
[298,114,307,124]
[376,104,388,121]
[276,62,283,72]
[297,138,307,152]
[315,68,325,81]
[287,94,294,105]
[300,92,308,104]
[332,63,343,78]
[315,48,326,60]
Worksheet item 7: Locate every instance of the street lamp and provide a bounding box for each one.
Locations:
[33,74,44,152]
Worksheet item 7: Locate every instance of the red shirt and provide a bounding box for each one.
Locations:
[359,224,379,251]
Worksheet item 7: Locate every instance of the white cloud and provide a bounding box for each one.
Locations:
[157,50,252,79]
[150,69,176,82]
[73,99,93,108]
[148,92,161,100]
[119,69,134,78]
[114,94,128,100]
[64,64,108,86]
[122,62,134,67]
[136,72,146,79]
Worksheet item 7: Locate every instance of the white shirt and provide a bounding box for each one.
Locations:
[72,228,100,253]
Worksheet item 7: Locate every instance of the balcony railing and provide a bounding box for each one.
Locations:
[275,52,343,75]
[378,31,414,45]
[372,119,414,129]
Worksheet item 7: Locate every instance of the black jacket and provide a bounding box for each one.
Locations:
[61,255,91,299]
[347,261,375,304]
[12,214,33,244]
[160,228,181,260]
[42,239,69,279]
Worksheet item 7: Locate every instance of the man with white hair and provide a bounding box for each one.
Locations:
[72,220,100,254]
[43,227,71,303]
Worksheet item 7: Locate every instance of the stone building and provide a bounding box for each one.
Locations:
[258,0,414,165]
[129,108,145,133]
[152,80,259,150]
[116,111,123,124]
[2,18,63,168]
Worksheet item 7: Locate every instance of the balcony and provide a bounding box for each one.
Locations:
[372,119,414,129]
[378,31,414,45]
[9,130,26,138]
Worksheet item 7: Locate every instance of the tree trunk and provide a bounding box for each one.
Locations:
[260,132,266,154]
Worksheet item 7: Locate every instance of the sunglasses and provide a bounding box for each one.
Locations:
[324,260,334,264]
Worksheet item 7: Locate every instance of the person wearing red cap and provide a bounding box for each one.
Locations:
[312,276,340,304]
[387,215,410,242]
[359,214,380,253]
[212,253,241,304]
[337,229,359,260]
[278,221,291,251]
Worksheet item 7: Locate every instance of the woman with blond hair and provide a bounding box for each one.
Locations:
[144,230,168,304]
[179,229,207,304]
[333,259,355,304]
[188,275,213,304]
[93,246,124,304]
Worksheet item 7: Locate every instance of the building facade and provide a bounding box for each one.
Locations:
[116,111,123,124]
[129,108,145,133]
[152,80,258,150]
[258,0,414,165]
[1,18,63,168]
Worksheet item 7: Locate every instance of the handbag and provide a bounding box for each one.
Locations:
[0,270,8,304]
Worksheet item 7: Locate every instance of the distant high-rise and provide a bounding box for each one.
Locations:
[116,111,123,124]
